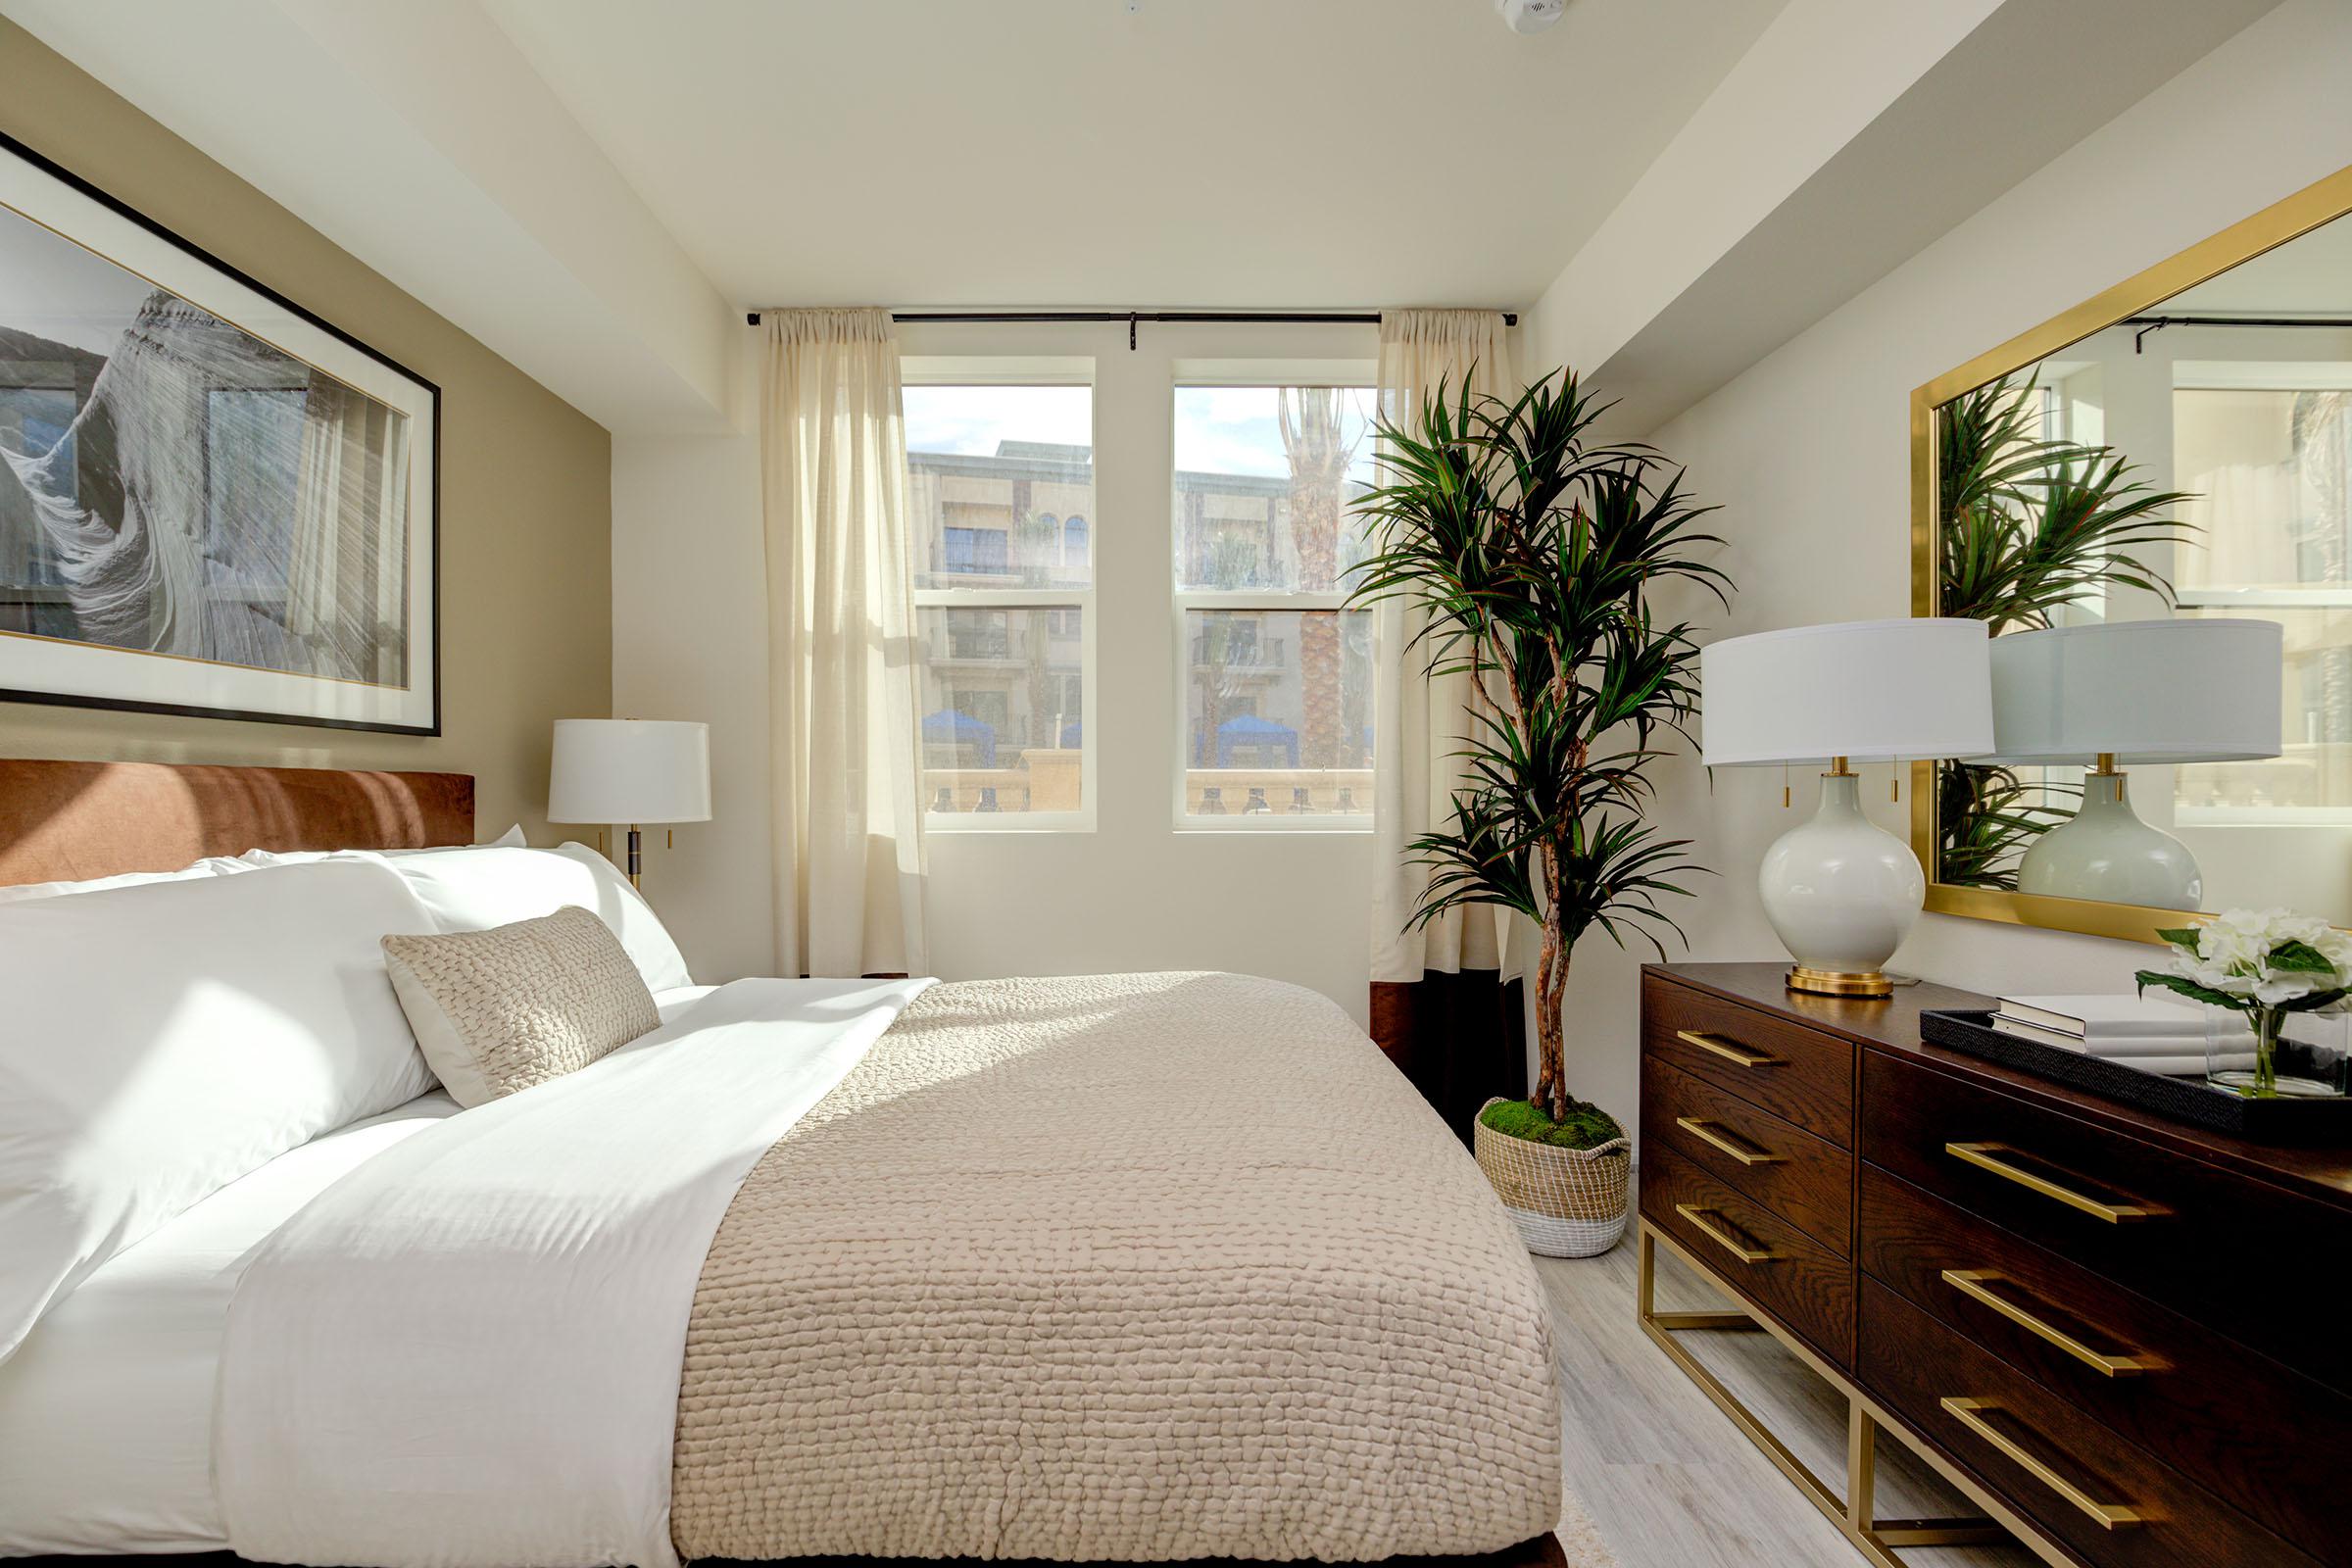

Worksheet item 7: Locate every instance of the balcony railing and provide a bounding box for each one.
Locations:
[1189,636,1288,669]
[922,754,1372,818]
[1185,767,1371,816]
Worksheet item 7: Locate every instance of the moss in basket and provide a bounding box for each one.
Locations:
[1480,1097,1624,1151]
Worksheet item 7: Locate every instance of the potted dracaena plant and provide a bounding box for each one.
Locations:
[1348,369,1728,1256]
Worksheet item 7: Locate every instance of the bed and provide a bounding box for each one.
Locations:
[0,760,1568,1568]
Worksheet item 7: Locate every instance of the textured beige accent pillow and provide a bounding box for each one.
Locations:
[382,905,662,1107]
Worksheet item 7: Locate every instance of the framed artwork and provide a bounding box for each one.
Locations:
[0,130,439,734]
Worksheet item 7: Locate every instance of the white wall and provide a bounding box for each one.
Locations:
[1551,0,2352,1129]
[609,388,773,983]
[612,318,1400,1021]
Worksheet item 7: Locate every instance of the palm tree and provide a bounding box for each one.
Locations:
[1348,370,1726,1126]
[1279,388,1358,768]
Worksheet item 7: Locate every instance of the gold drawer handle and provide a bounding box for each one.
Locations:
[1944,1142,2168,1224]
[1677,1029,1783,1068]
[1941,1270,2162,1379]
[1939,1396,2143,1531]
[1675,1116,1786,1166]
[1674,1202,1776,1263]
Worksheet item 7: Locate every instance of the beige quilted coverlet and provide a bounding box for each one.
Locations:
[671,972,1562,1561]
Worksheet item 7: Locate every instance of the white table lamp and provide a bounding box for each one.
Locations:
[1981,618,2281,910]
[547,719,711,889]
[1702,618,1994,998]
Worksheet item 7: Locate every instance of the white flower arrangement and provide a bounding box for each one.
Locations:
[2139,908,2352,1011]
[2137,908,2352,1097]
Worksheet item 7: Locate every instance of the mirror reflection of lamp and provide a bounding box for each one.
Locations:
[1977,619,2283,910]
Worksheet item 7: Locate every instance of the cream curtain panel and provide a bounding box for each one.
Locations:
[760,308,928,978]
[1370,309,1520,984]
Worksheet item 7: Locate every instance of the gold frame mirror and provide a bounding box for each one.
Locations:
[1910,165,2352,945]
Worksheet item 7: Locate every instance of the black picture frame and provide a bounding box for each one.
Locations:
[0,127,441,736]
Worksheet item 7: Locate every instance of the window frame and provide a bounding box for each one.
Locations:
[1169,362,1379,833]
[904,357,1099,833]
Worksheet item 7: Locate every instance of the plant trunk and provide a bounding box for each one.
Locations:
[1531,846,1569,1122]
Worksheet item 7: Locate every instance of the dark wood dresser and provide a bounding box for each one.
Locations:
[1638,961,2352,1568]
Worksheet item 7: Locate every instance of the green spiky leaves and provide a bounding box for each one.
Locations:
[1345,368,1727,960]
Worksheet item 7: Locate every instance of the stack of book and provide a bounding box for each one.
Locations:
[1991,994,2251,1077]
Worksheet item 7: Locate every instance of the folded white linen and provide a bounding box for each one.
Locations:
[213,975,932,1568]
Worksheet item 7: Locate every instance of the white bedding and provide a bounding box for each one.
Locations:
[212,976,930,1568]
[0,1094,460,1554]
[0,986,714,1557]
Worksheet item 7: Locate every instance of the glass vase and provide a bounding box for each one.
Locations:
[2205,1005,2351,1099]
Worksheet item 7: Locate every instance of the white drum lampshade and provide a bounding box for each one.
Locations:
[1980,619,2282,910]
[548,719,711,889]
[1701,619,1994,997]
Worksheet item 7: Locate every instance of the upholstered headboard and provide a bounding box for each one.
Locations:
[0,760,475,886]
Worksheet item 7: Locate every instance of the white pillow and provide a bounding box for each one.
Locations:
[0,858,440,1363]
[369,842,693,992]
[233,822,526,870]
[0,859,241,905]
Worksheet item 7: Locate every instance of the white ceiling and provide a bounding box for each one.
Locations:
[480,0,1788,312]
[4,0,2289,433]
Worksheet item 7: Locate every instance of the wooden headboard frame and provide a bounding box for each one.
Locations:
[0,760,475,887]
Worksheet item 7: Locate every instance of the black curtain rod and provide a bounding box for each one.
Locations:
[743,308,1517,349]
[2128,313,2352,352]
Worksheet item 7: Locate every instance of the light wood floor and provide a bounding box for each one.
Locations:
[1534,1228,2042,1568]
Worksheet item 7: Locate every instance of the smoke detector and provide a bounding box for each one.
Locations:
[1494,0,1565,34]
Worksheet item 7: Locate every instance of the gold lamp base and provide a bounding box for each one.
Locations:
[1786,965,1894,999]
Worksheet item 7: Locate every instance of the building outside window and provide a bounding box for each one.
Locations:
[1171,381,1377,824]
[906,373,1095,823]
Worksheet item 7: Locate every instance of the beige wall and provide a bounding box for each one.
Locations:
[1551,0,2352,1138]
[0,19,612,840]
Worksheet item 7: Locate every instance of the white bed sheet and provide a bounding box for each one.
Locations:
[0,1093,460,1554]
[213,976,929,1568]
[0,986,717,1556]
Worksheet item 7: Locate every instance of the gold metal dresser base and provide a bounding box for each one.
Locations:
[1638,1222,2074,1568]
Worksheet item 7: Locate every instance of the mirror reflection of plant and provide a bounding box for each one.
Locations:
[1934,372,2200,889]
[1934,762,2081,889]
[1348,370,1728,1127]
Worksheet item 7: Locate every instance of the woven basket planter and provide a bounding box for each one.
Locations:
[1473,1097,1631,1258]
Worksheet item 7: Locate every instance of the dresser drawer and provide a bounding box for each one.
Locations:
[1861,1280,2316,1568]
[1642,1144,1853,1369]
[1860,1165,2351,1558]
[1642,1058,1851,1254]
[1862,1048,2352,1398]
[1641,973,1853,1145]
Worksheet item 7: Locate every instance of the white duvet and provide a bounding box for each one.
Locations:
[212,976,931,1568]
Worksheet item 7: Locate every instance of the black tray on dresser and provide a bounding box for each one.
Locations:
[1920,1006,2352,1143]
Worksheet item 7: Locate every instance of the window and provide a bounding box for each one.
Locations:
[905,372,1095,824]
[2172,370,2352,820]
[1171,381,1377,825]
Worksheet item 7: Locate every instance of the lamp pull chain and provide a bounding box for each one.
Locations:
[1891,767,1900,804]
[1782,760,1790,808]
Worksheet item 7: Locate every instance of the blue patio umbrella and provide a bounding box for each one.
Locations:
[1212,712,1299,767]
[922,709,997,767]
